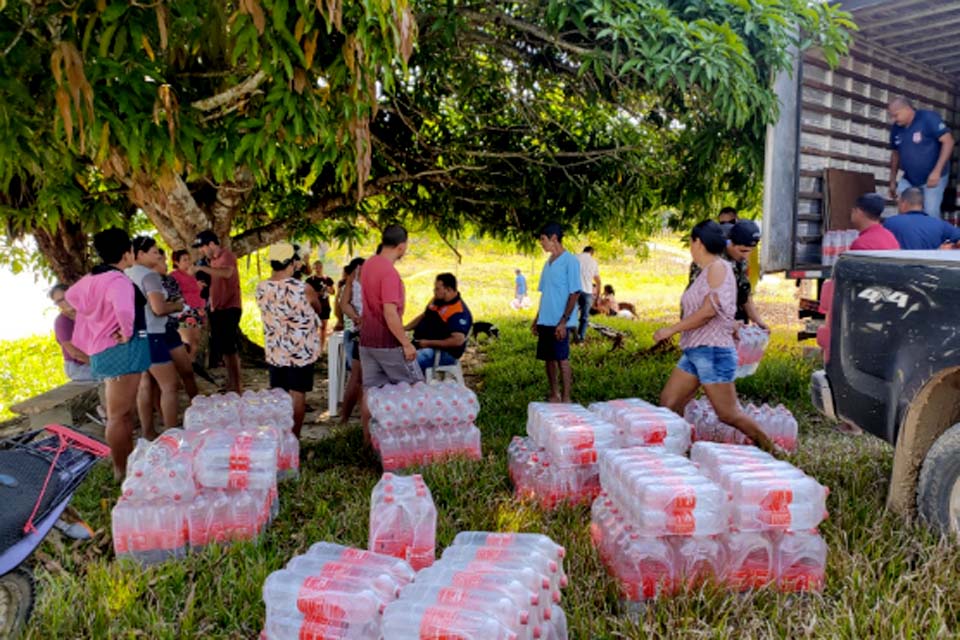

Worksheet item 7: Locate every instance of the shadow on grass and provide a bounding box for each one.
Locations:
[27,318,960,640]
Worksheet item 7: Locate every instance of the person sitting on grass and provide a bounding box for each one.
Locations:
[405,273,473,373]
[256,242,324,437]
[654,220,778,454]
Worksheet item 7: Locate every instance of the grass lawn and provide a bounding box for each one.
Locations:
[11,234,960,638]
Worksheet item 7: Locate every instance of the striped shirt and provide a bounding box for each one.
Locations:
[679,259,736,350]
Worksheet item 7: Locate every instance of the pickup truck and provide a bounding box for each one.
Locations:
[811,250,960,533]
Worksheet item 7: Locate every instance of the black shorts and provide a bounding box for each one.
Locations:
[163,325,183,350]
[147,333,173,365]
[210,308,242,356]
[319,299,332,321]
[269,362,315,393]
[536,325,570,362]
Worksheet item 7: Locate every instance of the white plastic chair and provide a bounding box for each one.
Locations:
[424,350,465,385]
[327,331,347,416]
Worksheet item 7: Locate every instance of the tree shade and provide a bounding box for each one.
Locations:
[0,0,853,281]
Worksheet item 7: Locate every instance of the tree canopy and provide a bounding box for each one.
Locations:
[0,0,853,281]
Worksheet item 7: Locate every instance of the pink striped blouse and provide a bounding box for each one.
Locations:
[679,259,736,349]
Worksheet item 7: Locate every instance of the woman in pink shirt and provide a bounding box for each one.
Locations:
[654,220,777,453]
[66,228,151,478]
[169,249,206,361]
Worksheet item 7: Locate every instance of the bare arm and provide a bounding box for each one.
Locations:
[340,277,361,324]
[655,262,725,340]
[304,283,323,316]
[931,133,955,184]
[146,291,183,317]
[889,150,900,198]
[196,265,235,279]
[743,298,768,331]
[419,333,467,350]
[384,302,416,361]
[404,312,425,332]
[62,340,90,364]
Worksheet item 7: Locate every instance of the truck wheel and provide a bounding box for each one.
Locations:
[0,566,35,638]
[917,423,960,535]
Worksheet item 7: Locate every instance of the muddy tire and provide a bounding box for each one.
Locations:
[0,566,35,639]
[917,423,960,535]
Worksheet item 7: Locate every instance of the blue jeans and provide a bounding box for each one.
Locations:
[898,173,948,219]
[575,293,592,342]
[416,348,458,372]
[677,346,737,385]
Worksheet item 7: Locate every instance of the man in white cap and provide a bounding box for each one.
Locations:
[255,242,324,437]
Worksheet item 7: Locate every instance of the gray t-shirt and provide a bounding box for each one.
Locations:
[125,264,168,334]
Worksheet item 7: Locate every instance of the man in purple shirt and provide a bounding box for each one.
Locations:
[49,284,94,381]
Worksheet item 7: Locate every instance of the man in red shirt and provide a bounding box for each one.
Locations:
[849,193,901,251]
[193,230,243,393]
[359,225,423,435]
[817,193,900,371]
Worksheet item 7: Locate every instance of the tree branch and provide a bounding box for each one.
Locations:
[229,166,485,256]
[191,70,268,112]
[459,9,597,59]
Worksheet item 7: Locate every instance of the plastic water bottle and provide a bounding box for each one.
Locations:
[112,497,189,565]
[194,428,279,490]
[368,473,437,570]
[588,399,692,454]
[305,542,416,585]
[774,531,827,593]
[722,531,775,591]
[671,536,725,591]
[452,532,565,562]
[382,603,521,640]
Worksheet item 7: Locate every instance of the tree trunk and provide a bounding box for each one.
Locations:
[33,220,91,284]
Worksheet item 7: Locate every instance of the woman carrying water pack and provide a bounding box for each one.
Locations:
[653,220,778,454]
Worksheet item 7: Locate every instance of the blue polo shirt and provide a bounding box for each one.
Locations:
[537,250,581,327]
[515,273,527,296]
[883,210,960,250]
[890,109,950,187]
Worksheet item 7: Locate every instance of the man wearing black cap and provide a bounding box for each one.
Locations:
[849,193,900,251]
[688,220,767,330]
[193,229,243,393]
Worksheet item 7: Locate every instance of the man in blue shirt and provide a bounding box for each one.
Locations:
[514,268,527,306]
[531,222,580,403]
[884,188,960,250]
[888,97,954,219]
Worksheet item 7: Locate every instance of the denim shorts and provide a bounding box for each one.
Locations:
[677,346,737,385]
[90,335,151,380]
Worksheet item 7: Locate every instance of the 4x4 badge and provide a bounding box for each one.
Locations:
[858,286,909,308]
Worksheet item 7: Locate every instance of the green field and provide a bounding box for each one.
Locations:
[11,235,958,639]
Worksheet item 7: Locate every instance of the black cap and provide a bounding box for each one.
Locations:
[854,193,885,219]
[192,230,219,248]
[538,222,564,240]
[729,220,761,247]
